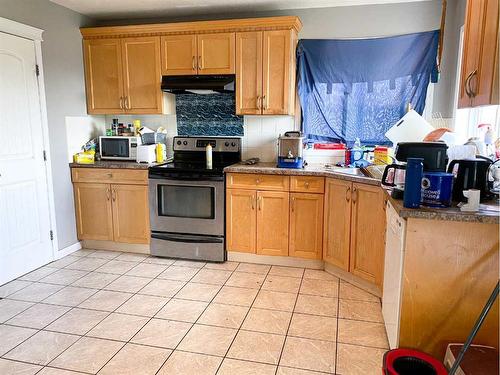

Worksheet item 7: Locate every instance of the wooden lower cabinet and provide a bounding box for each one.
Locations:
[323,179,352,270]
[226,189,256,253]
[256,191,289,256]
[74,183,113,241]
[349,183,386,288]
[289,193,323,259]
[111,184,150,244]
[72,171,150,244]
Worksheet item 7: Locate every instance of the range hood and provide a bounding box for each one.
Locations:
[161,74,235,94]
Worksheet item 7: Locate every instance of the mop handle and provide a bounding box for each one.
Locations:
[448,280,499,375]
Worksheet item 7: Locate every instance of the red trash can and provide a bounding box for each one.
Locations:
[383,349,448,375]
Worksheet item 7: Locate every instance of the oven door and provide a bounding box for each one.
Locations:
[149,175,224,236]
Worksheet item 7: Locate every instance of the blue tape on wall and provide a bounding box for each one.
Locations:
[176,92,244,136]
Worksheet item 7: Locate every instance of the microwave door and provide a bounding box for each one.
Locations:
[102,138,129,158]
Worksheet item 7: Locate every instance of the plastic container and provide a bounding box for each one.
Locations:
[374,146,390,165]
[403,158,423,208]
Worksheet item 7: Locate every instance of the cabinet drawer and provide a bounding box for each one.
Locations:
[290,176,324,193]
[226,173,289,191]
[71,168,148,185]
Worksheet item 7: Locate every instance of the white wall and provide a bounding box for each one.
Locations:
[0,0,94,251]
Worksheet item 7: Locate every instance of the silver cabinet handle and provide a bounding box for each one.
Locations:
[106,187,111,201]
[346,186,351,202]
[124,96,131,110]
[467,69,478,98]
[262,95,267,110]
[258,196,262,211]
[119,97,124,110]
[198,55,202,70]
[250,195,255,210]
[352,187,357,203]
[192,56,196,70]
[112,188,116,202]
[257,96,261,110]
[291,196,296,212]
[304,182,310,189]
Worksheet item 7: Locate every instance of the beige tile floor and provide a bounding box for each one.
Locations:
[0,249,389,375]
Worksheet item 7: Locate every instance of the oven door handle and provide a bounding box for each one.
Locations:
[148,173,224,182]
[151,232,224,244]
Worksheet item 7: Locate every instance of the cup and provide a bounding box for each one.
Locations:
[460,189,481,212]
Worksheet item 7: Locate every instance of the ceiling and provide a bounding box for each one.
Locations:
[49,0,431,20]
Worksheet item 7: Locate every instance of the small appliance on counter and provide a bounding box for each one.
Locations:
[447,158,493,202]
[278,131,305,168]
[136,144,157,164]
[382,142,449,200]
[99,136,141,161]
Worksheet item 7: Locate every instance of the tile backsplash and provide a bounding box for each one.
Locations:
[105,112,295,162]
[176,92,243,136]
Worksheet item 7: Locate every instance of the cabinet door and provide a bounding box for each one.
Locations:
[323,179,352,270]
[111,184,150,244]
[473,0,499,106]
[226,189,256,253]
[73,183,113,241]
[256,191,289,256]
[83,39,125,114]
[262,30,291,114]
[122,37,163,114]
[197,33,235,74]
[349,183,386,288]
[289,193,324,259]
[235,31,263,115]
[160,35,197,75]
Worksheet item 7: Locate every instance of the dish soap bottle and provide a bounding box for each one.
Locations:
[351,137,364,165]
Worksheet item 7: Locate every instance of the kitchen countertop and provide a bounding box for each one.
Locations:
[386,190,499,224]
[69,160,158,170]
[225,162,500,224]
[224,162,381,186]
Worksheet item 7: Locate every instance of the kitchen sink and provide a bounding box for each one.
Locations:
[323,165,370,178]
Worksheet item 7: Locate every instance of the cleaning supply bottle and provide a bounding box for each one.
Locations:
[350,137,364,166]
[403,157,424,208]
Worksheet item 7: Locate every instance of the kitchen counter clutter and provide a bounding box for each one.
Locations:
[69,160,158,169]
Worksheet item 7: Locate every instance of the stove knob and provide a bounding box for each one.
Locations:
[224,142,230,147]
[176,140,182,145]
[183,141,188,146]
[231,142,236,147]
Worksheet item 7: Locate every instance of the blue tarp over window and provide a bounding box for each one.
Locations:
[297,31,439,146]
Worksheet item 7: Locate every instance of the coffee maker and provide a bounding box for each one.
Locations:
[277,131,304,169]
[382,142,449,198]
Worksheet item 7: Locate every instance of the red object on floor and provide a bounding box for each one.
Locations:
[382,348,448,375]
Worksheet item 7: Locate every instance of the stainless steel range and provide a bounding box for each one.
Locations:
[148,136,241,262]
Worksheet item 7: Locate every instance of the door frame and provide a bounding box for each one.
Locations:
[0,17,59,259]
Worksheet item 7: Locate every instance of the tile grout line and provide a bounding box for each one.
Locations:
[213,264,272,374]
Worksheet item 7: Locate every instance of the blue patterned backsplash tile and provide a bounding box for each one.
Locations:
[176,92,243,136]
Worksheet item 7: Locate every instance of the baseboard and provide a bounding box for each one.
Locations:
[56,241,82,259]
[228,251,323,269]
[324,262,382,298]
[82,240,150,254]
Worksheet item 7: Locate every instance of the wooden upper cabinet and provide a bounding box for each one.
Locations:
[161,35,197,75]
[83,39,125,114]
[289,193,323,259]
[263,30,293,115]
[256,191,289,256]
[73,183,113,241]
[111,184,150,244]
[197,33,235,74]
[459,0,499,108]
[323,179,352,271]
[122,37,163,114]
[236,32,263,115]
[349,183,386,288]
[226,189,256,253]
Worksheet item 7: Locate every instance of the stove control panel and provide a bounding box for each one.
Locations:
[173,137,241,153]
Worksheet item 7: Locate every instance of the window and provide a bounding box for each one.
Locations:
[297,31,439,146]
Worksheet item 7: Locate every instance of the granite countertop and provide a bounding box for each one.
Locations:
[225,162,500,224]
[224,162,381,186]
[386,190,499,224]
[69,160,159,170]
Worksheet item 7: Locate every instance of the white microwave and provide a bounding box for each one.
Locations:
[99,136,141,160]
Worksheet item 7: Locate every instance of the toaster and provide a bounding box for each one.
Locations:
[136,144,157,163]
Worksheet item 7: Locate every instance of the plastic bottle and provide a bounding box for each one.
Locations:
[403,157,424,208]
[206,144,213,169]
[350,137,364,165]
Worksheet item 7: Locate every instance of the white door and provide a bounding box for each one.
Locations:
[0,32,53,284]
